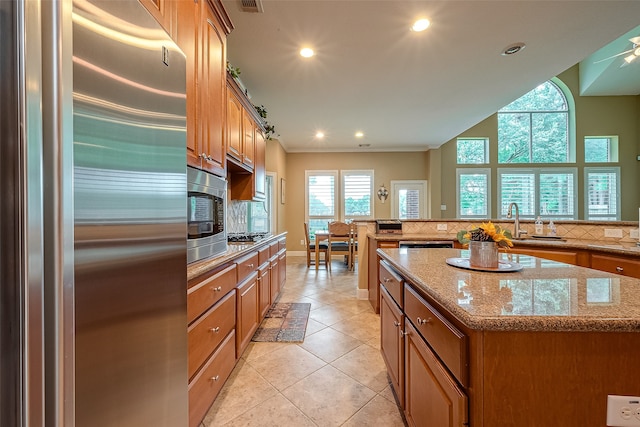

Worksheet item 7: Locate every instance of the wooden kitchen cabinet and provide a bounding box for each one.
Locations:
[188,330,236,427]
[236,271,259,357]
[380,284,404,407]
[404,321,468,427]
[187,290,235,379]
[368,237,399,313]
[186,236,287,426]
[590,253,640,278]
[253,130,266,199]
[175,0,232,177]
[226,86,243,162]
[227,76,266,201]
[140,0,176,37]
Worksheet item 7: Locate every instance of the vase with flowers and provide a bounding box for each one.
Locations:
[457,222,513,268]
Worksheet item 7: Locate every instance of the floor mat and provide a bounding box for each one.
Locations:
[251,302,311,343]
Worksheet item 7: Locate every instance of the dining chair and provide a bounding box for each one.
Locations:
[304,222,328,269]
[349,222,358,271]
[327,221,352,272]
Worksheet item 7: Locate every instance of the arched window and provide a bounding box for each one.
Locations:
[498,81,569,163]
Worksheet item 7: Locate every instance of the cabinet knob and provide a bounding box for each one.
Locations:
[400,330,409,338]
[383,278,391,283]
[248,263,254,268]
[209,327,220,333]
[616,266,624,272]
[393,321,400,327]
[200,152,206,158]
[210,375,219,382]
[416,317,431,325]
[211,286,222,292]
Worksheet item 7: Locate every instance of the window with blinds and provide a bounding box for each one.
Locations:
[342,170,373,220]
[456,169,490,218]
[306,171,337,237]
[498,168,577,219]
[585,167,620,220]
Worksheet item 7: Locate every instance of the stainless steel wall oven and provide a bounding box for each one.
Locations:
[187,167,227,263]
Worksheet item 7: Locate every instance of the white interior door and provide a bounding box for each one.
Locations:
[390,180,428,219]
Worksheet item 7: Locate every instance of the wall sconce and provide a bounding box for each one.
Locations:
[377,184,389,203]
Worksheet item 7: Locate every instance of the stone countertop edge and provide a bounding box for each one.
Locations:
[368,233,640,257]
[187,232,287,282]
[377,248,640,333]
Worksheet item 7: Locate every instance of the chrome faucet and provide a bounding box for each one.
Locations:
[506,202,527,239]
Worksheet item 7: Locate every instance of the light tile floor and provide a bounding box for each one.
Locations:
[201,256,406,427]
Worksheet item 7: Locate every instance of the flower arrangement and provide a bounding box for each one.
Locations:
[456,222,513,249]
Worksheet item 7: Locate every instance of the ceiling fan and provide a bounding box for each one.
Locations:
[594,36,640,66]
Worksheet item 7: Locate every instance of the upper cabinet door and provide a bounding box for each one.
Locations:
[241,110,255,168]
[140,0,175,37]
[174,0,200,170]
[199,2,226,177]
[226,87,243,162]
[254,130,266,199]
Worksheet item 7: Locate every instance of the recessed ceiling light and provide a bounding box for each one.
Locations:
[300,47,315,58]
[411,18,430,32]
[355,131,364,138]
[501,42,526,56]
[315,131,324,139]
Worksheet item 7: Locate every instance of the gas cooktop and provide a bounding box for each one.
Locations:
[227,232,269,243]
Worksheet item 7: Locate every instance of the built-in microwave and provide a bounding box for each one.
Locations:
[187,167,227,263]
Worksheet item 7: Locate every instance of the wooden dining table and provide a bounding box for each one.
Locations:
[313,229,355,271]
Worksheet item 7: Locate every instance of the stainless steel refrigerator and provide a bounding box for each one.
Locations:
[1,1,189,425]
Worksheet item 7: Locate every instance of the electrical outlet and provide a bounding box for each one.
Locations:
[630,229,640,239]
[606,395,640,426]
[437,223,447,231]
[440,204,447,211]
[604,229,623,238]
[300,239,305,245]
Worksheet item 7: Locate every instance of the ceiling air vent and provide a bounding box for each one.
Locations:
[239,0,264,13]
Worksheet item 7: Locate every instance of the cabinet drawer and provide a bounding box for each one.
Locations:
[258,244,270,266]
[278,237,286,251]
[187,290,236,380]
[187,263,237,324]
[379,260,404,308]
[378,241,399,249]
[269,241,279,257]
[591,254,640,279]
[188,330,236,427]
[236,251,258,283]
[404,284,468,387]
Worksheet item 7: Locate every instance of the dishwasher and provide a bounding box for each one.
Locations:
[398,241,453,248]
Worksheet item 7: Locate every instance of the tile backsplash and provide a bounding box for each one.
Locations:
[359,220,639,244]
[227,200,248,234]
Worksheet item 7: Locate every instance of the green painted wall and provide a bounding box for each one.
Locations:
[438,64,640,221]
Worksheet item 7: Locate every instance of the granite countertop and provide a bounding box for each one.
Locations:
[368,232,640,257]
[187,233,286,281]
[377,247,640,333]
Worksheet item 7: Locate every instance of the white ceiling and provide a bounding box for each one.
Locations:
[222,1,640,153]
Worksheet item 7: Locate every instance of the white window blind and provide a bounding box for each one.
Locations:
[306,171,337,236]
[342,170,373,219]
[498,168,576,219]
[585,167,620,220]
[457,169,490,218]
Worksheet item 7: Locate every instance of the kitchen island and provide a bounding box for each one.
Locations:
[376,247,640,427]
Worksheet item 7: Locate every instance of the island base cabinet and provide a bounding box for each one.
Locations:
[405,321,468,427]
[188,330,236,427]
[380,285,404,407]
